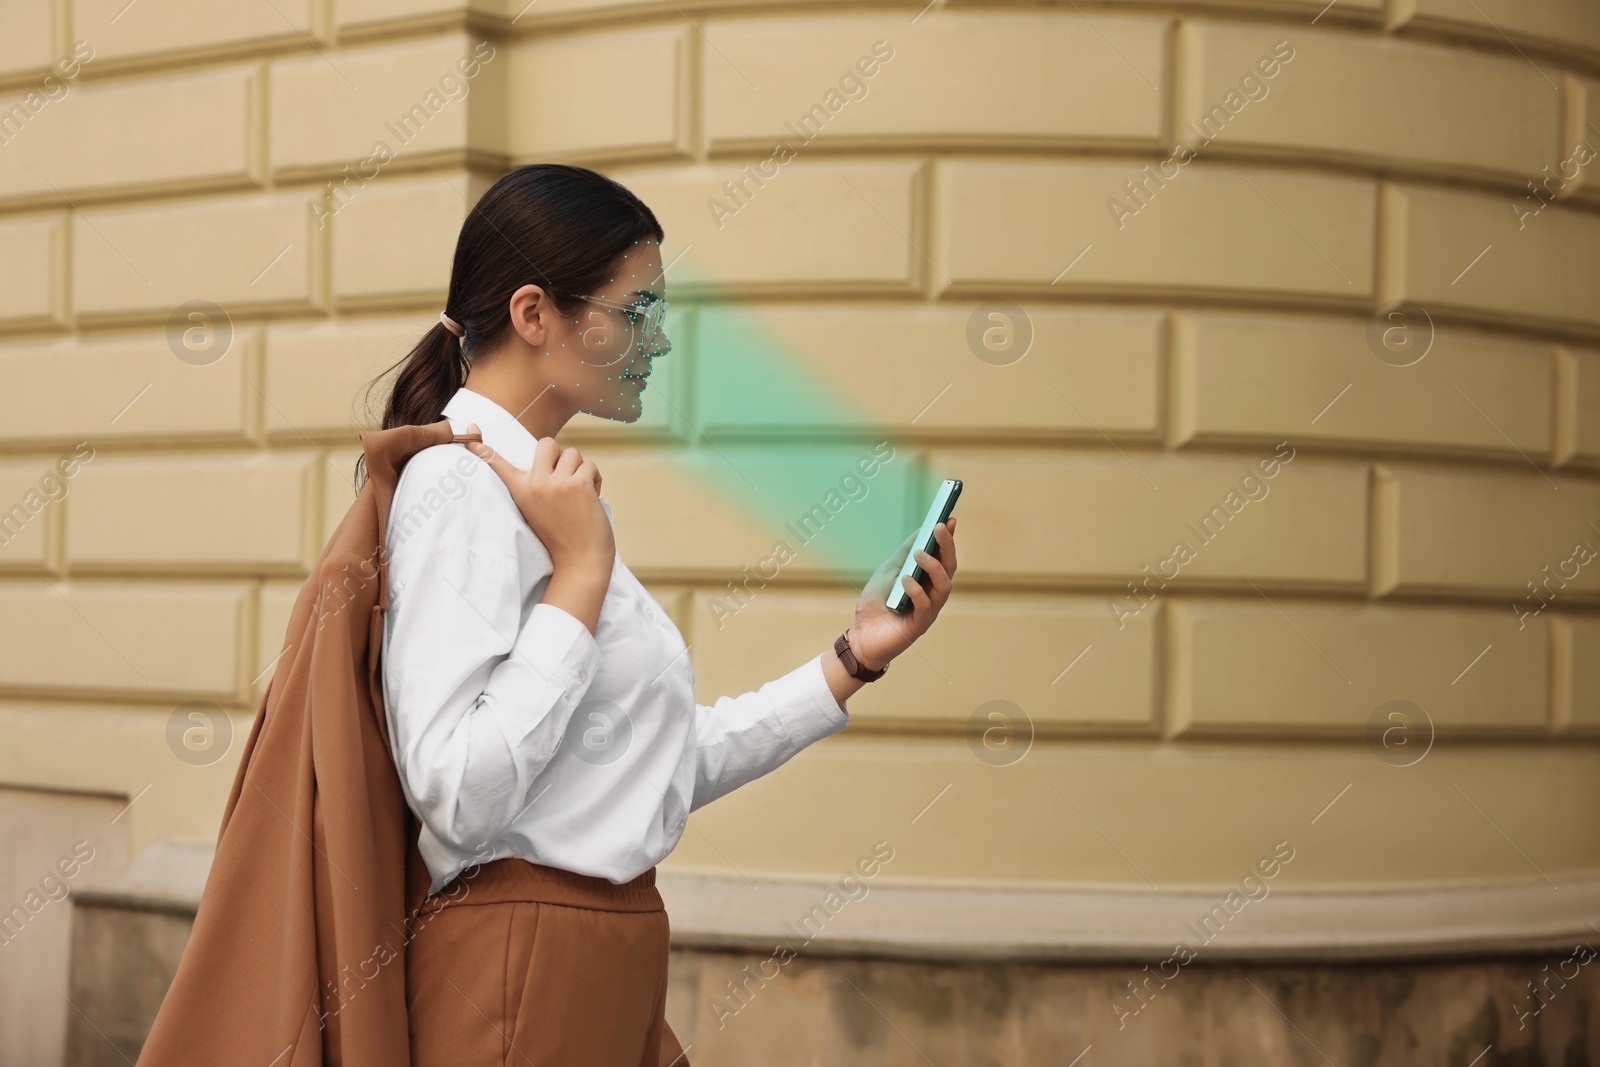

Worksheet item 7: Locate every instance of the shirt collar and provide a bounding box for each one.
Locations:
[441,387,539,469]
[440,386,611,517]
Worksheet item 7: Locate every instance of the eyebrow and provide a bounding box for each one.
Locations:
[628,290,663,304]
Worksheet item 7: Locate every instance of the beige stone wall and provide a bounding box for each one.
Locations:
[3,4,1600,1050]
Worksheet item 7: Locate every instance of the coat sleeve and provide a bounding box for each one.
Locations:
[381,448,600,852]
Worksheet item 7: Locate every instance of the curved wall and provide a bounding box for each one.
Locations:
[0,0,1596,919]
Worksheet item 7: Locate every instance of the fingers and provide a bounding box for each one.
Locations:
[577,458,602,495]
[903,519,957,621]
[914,546,952,600]
[932,518,958,578]
[866,530,917,591]
[554,444,585,477]
[512,435,595,481]
[900,572,933,617]
[556,449,602,498]
[532,436,562,473]
[466,433,602,497]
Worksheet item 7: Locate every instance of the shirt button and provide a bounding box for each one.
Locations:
[578,668,589,682]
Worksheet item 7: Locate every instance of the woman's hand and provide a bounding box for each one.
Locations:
[464,426,616,579]
[848,517,958,671]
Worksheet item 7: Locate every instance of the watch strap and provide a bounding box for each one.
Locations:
[834,631,887,682]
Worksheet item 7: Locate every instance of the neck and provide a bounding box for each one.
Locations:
[462,344,574,441]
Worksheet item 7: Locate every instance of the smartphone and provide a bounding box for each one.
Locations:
[886,479,962,613]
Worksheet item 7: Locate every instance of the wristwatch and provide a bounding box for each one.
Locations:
[834,631,887,682]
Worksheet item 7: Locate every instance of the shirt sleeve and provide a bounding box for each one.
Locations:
[687,653,850,812]
[382,451,601,853]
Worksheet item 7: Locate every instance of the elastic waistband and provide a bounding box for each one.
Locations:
[419,858,663,915]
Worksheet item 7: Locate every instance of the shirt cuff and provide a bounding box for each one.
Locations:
[771,653,851,752]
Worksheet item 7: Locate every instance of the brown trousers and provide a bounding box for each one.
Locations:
[405,858,689,1067]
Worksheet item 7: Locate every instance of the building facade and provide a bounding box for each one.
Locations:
[1,0,1598,1063]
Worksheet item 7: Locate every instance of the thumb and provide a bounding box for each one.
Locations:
[890,529,916,566]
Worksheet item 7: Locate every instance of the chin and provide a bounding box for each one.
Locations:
[592,397,644,423]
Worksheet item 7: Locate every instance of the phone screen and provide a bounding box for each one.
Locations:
[886,479,962,613]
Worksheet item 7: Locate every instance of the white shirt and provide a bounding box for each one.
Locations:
[380,387,851,894]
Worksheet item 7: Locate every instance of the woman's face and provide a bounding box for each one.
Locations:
[557,240,669,424]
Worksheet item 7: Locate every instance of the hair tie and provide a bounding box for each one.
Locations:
[439,311,465,338]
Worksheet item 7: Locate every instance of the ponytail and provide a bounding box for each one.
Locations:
[353,322,466,490]
[380,322,468,431]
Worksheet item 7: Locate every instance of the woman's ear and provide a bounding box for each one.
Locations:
[507,283,552,349]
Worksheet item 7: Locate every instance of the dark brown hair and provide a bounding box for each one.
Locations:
[356,164,663,487]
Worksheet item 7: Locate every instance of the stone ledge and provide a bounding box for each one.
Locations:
[80,841,1600,963]
[71,840,215,917]
[658,869,1600,963]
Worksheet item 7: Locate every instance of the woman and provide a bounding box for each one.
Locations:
[373,164,958,1066]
